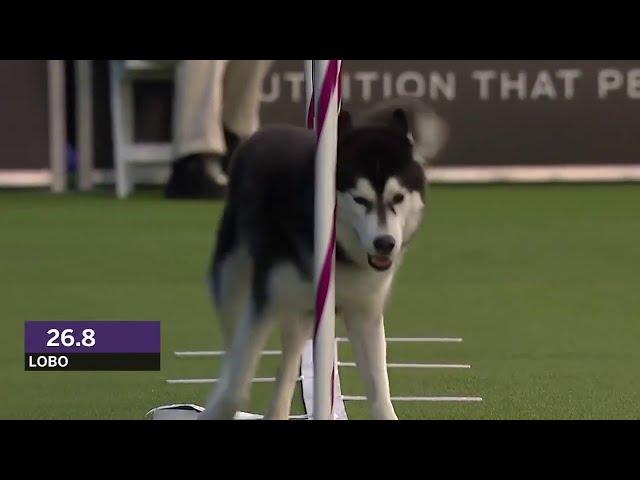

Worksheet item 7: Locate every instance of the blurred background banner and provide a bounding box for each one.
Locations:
[263,60,640,167]
[2,60,640,188]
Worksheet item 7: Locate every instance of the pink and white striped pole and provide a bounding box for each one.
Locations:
[305,59,342,420]
[303,61,348,420]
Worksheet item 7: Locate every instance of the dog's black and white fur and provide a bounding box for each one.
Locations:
[199,108,426,420]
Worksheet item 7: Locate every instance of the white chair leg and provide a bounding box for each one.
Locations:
[75,60,94,192]
[110,60,134,199]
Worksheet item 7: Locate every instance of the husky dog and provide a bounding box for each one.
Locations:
[199,109,426,420]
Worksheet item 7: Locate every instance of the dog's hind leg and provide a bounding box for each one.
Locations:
[264,316,313,420]
[199,301,275,420]
[211,246,252,348]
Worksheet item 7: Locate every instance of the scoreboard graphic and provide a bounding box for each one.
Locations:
[24,321,161,371]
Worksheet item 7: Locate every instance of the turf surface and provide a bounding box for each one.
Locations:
[1,184,639,419]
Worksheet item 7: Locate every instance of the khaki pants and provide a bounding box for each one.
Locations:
[151,60,273,158]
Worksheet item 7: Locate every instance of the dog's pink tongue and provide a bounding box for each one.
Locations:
[372,255,392,268]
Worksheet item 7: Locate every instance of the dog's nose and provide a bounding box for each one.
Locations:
[373,235,396,255]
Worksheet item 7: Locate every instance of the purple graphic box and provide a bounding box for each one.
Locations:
[25,321,160,353]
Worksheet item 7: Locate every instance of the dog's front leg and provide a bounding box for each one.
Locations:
[343,311,397,420]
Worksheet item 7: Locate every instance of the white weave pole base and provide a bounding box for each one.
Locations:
[342,396,483,402]
[146,405,309,420]
[166,335,482,413]
[172,337,464,358]
[174,350,283,358]
[337,362,471,369]
[336,337,463,343]
[166,376,303,385]
[234,412,309,420]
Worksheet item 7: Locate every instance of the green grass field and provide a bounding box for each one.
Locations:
[1,184,639,419]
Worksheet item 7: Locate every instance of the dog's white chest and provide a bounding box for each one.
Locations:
[265,261,393,316]
[336,264,393,312]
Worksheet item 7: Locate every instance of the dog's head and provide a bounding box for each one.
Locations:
[336,109,426,272]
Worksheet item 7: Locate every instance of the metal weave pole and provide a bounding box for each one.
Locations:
[308,60,341,420]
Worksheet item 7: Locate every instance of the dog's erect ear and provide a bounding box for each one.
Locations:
[338,110,353,141]
[391,108,410,136]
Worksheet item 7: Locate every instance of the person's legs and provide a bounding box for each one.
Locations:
[165,60,273,199]
[221,60,273,172]
[166,60,230,199]
[223,60,272,138]
[173,60,229,158]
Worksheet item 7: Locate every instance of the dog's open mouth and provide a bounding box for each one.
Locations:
[368,254,393,271]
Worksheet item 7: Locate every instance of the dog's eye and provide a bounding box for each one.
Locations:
[392,194,405,204]
[353,196,372,208]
